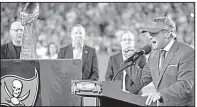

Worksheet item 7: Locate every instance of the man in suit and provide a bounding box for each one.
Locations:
[105,30,146,94]
[58,24,99,80]
[1,21,24,59]
[130,17,194,106]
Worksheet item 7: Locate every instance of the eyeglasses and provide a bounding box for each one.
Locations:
[11,29,24,32]
[121,38,134,42]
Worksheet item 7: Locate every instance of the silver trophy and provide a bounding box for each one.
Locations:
[19,3,39,59]
[20,3,39,26]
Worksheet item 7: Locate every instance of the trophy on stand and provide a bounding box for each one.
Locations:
[20,3,39,59]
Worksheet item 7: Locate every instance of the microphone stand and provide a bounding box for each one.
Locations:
[112,61,136,81]
[112,50,144,81]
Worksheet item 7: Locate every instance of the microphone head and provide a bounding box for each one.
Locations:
[142,45,152,54]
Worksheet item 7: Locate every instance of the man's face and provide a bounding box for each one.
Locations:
[148,30,166,50]
[71,26,85,47]
[10,22,24,43]
[121,32,135,51]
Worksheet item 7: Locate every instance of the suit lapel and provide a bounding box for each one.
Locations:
[8,42,17,59]
[118,52,123,66]
[149,51,161,88]
[118,52,123,80]
[82,45,88,68]
[156,40,179,88]
[66,45,73,59]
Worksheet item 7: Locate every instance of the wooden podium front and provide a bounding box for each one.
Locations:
[71,80,156,106]
[39,59,82,106]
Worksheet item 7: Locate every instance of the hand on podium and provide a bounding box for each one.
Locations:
[141,91,162,106]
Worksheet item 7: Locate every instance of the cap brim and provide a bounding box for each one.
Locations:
[141,28,162,33]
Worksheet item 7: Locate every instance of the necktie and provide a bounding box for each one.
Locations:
[159,50,166,72]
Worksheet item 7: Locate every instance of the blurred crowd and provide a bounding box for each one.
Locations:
[1,3,195,57]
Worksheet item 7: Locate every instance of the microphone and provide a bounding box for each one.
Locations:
[124,45,152,63]
[112,45,151,81]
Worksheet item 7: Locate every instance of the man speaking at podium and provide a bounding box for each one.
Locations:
[129,17,194,106]
[105,30,146,94]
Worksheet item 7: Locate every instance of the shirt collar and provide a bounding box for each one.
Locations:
[72,42,84,49]
[162,38,175,52]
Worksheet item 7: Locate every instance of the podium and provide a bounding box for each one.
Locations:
[39,59,82,106]
[71,80,156,106]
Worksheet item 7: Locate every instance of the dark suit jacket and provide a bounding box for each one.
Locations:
[1,42,20,59]
[131,40,194,106]
[58,45,99,81]
[105,51,146,94]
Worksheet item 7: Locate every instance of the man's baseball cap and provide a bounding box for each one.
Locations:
[141,22,176,33]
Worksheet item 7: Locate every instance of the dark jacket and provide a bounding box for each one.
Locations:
[105,51,146,94]
[1,42,19,59]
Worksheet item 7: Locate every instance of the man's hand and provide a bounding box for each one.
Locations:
[141,92,161,106]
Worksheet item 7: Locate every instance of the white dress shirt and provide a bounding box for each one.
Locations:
[162,38,175,57]
[73,45,83,60]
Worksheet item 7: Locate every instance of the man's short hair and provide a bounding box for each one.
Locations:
[71,24,86,33]
[121,30,135,39]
